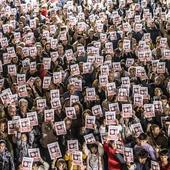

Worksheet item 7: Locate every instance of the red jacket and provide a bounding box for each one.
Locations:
[103,143,121,170]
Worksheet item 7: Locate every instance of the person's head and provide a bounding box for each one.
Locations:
[159,149,169,163]
[0,140,6,153]
[68,84,75,94]
[0,120,6,132]
[154,88,162,96]
[161,95,168,106]
[21,133,28,142]
[151,124,161,137]
[62,39,68,46]
[57,44,64,55]
[45,42,51,52]
[64,118,72,130]
[32,161,44,170]
[17,164,23,170]
[19,22,24,29]
[34,77,42,87]
[118,40,123,49]
[138,133,148,145]
[56,159,67,170]
[72,102,82,115]
[7,105,16,117]
[138,149,148,164]
[19,99,28,110]
[155,76,161,85]
[90,143,98,154]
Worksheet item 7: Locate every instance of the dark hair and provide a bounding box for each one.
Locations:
[138,149,148,159]
[159,149,168,156]
[138,133,147,140]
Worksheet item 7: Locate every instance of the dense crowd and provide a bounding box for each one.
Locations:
[0,0,170,169]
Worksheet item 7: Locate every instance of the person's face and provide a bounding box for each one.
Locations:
[74,104,80,113]
[42,39,46,46]
[65,120,72,129]
[162,99,167,106]
[8,106,16,117]
[0,123,5,132]
[160,155,168,162]
[0,143,6,153]
[58,163,64,170]
[62,40,68,46]
[32,164,38,170]
[37,46,42,53]
[19,22,24,29]
[154,89,161,96]
[18,164,23,170]
[140,139,147,145]
[69,86,75,94]
[21,134,27,142]
[153,127,160,136]
[139,157,147,164]
[108,72,114,81]
[46,44,51,51]
[12,57,18,64]
[35,78,42,87]
[91,146,98,154]
[58,46,64,54]
[20,101,28,109]
[119,42,123,48]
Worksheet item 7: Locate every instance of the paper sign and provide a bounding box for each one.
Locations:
[26,112,38,126]
[8,65,17,76]
[107,82,116,96]
[144,104,155,118]
[92,105,103,116]
[20,118,31,133]
[118,88,128,102]
[105,112,116,125]
[130,123,143,137]
[86,88,96,101]
[17,74,26,85]
[70,64,80,76]
[83,62,92,74]
[124,147,134,163]
[65,107,77,119]
[153,101,163,113]
[134,94,143,106]
[99,75,108,87]
[84,133,96,144]
[51,98,61,109]
[108,125,119,140]
[122,104,132,118]
[18,85,28,97]
[36,99,46,110]
[85,115,96,129]
[44,109,54,122]
[8,121,15,135]
[43,58,51,70]
[54,121,67,135]
[72,151,82,166]
[151,161,160,170]
[70,95,79,106]
[22,157,33,170]
[67,140,79,152]
[157,62,166,74]
[43,76,51,89]
[109,103,120,114]
[28,148,41,162]
[47,142,62,160]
